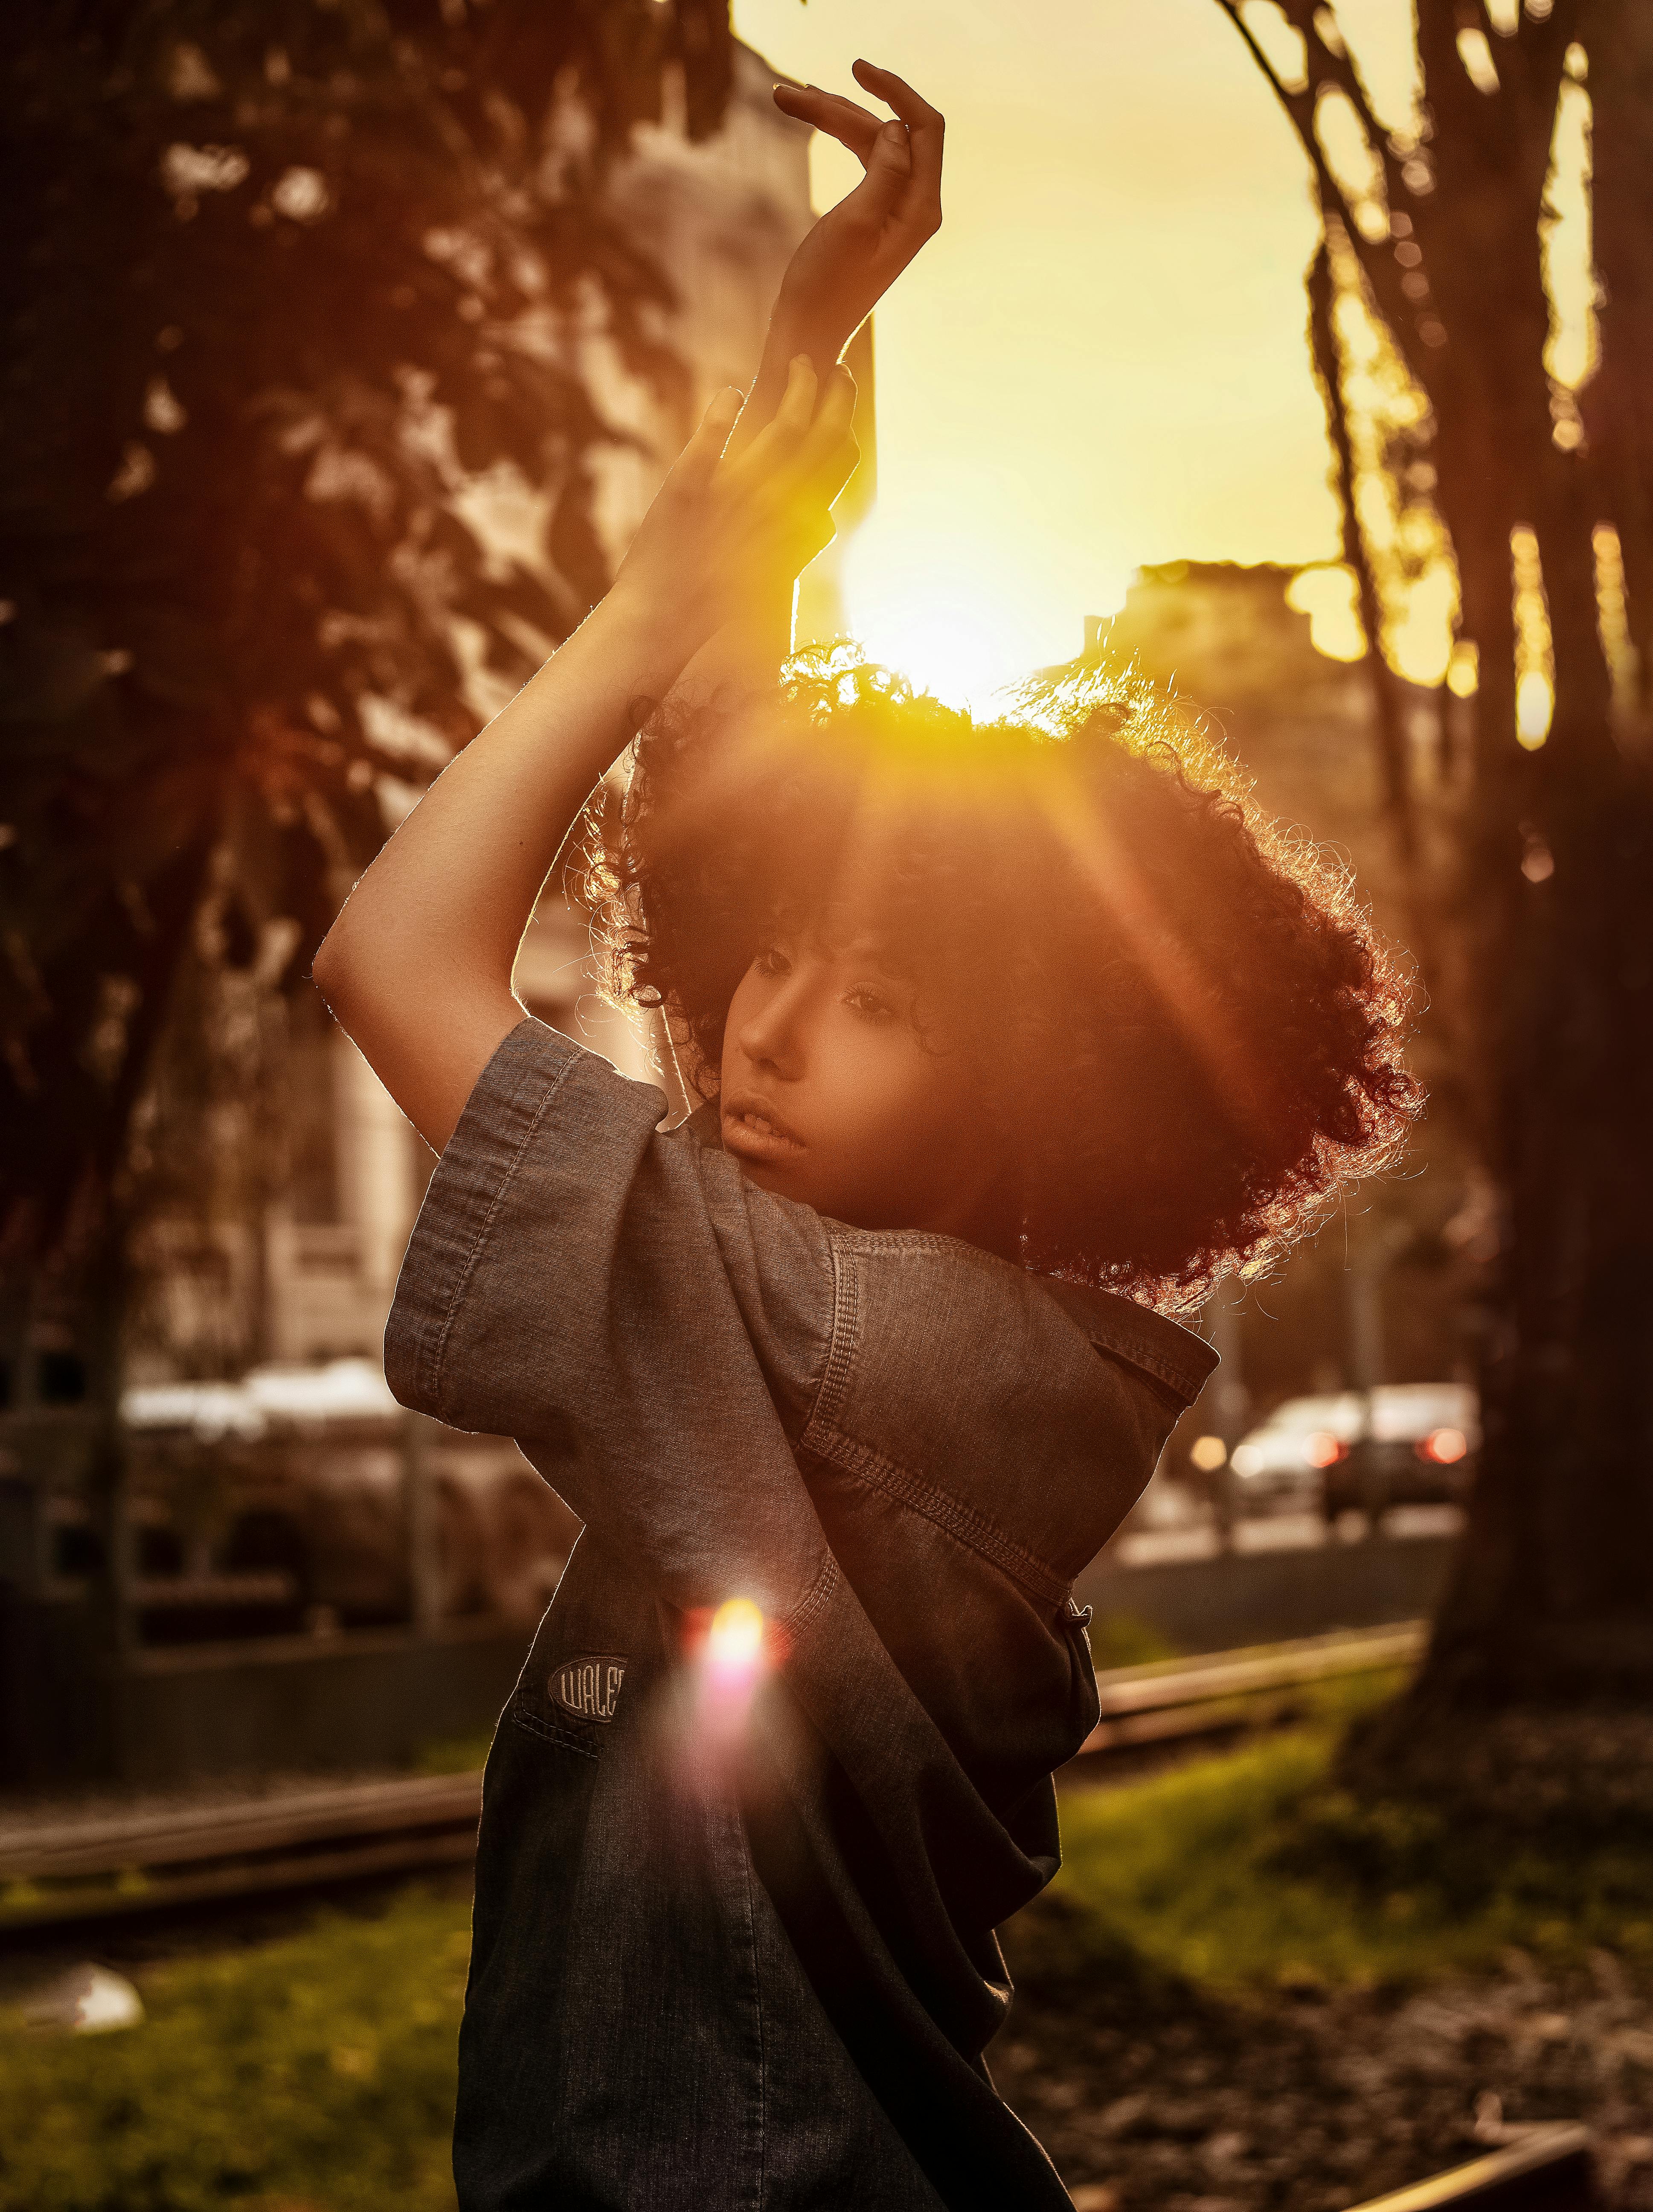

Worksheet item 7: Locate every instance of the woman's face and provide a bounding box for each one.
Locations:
[718,926,993,1237]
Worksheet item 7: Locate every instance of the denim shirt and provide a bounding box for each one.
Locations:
[385,1019,1217,2212]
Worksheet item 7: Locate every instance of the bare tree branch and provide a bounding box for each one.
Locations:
[1275,0,1412,213]
[1215,3,1435,392]
[1212,3,1359,238]
[1306,227,1417,864]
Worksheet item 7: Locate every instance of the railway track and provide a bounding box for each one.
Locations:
[1347,2125,1594,2212]
[0,1621,1423,1933]
[1077,1618,1423,1753]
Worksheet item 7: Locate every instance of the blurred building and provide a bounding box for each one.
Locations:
[1095,560,1448,870]
[164,41,873,1380]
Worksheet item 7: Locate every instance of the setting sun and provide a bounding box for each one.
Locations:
[740,0,1598,704]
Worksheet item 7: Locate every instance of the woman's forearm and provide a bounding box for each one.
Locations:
[674,306,855,690]
[314,587,695,1152]
[314,360,848,1155]
[738,299,853,457]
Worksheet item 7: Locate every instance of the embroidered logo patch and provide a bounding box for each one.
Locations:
[550,1654,627,1724]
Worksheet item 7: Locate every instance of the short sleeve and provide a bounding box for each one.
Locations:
[384,1018,837,1617]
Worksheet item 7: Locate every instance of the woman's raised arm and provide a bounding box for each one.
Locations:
[314,59,943,1152]
[678,60,945,681]
[312,361,855,1154]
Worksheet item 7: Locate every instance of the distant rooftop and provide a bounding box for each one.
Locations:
[1132,559,1301,589]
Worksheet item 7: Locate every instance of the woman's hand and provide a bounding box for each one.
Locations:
[770,60,944,360]
[612,355,858,663]
[665,61,940,689]
[315,363,854,1154]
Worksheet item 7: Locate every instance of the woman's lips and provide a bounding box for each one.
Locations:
[721,1094,805,1162]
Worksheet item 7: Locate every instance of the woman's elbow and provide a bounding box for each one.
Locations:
[311,920,364,1023]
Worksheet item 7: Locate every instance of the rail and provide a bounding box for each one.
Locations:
[1078,1618,1424,1752]
[1345,2125,1593,2212]
[0,1622,1425,1932]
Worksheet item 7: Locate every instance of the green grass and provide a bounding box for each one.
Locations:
[1083,1611,1183,1673]
[412,1732,493,1777]
[0,1886,472,2212]
[9,1683,1653,2209]
[1054,1672,1653,1991]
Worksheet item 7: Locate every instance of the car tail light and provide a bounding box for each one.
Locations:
[1416,1426,1468,1465]
[1303,1431,1348,1468]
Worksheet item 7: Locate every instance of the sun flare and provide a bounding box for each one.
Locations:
[707,1596,766,1673]
[834,518,1125,715]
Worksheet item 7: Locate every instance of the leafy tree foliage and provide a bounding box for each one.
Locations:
[0,0,732,1364]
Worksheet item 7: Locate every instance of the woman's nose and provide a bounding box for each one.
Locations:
[737,974,810,1075]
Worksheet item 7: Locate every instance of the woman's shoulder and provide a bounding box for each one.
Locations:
[816,1220,1216,1407]
[791,1221,1211,1595]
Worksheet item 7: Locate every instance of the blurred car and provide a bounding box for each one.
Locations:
[1226,1383,1479,1525]
[36,1358,581,1636]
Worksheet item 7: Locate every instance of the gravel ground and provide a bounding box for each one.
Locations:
[998,1903,1653,2212]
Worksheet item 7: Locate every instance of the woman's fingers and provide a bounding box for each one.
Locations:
[727,355,819,486]
[774,70,939,221]
[851,59,944,209]
[773,353,819,441]
[772,82,882,166]
[855,119,913,216]
[722,360,853,518]
[794,367,857,484]
[850,58,944,135]
[806,375,860,507]
[677,386,743,488]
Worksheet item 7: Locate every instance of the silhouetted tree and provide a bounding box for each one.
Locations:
[1217,0,1653,1788]
[0,0,732,1404]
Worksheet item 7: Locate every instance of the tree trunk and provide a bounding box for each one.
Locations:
[1582,0,1653,717]
[1218,0,1653,1826]
[1357,742,1653,1828]
[1410,283,1652,1744]
[1305,235,1416,865]
[1389,442,1653,1792]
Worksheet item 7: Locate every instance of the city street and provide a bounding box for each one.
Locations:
[1113,1500,1464,1569]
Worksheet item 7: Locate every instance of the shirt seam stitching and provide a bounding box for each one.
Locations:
[799,1422,1070,1609]
[1099,1341,1206,1399]
[739,1813,767,2211]
[813,1239,859,1432]
[505,1703,602,1760]
[822,1223,1212,1403]
[780,1550,839,1639]
[421,1051,580,1416]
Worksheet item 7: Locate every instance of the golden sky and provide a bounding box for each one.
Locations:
[734,0,1354,702]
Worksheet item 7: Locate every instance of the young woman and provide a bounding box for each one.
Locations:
[315,60,1415,2212]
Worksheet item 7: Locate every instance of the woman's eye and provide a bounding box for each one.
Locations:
[845,986,894,1020]
[754,946,790,978]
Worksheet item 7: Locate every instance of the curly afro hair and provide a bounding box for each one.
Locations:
[578,649,1420,1314]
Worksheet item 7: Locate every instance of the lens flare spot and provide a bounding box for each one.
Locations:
[708,1597,765,1674]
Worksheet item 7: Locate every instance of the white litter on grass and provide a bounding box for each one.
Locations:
[23,1963,145,2034]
